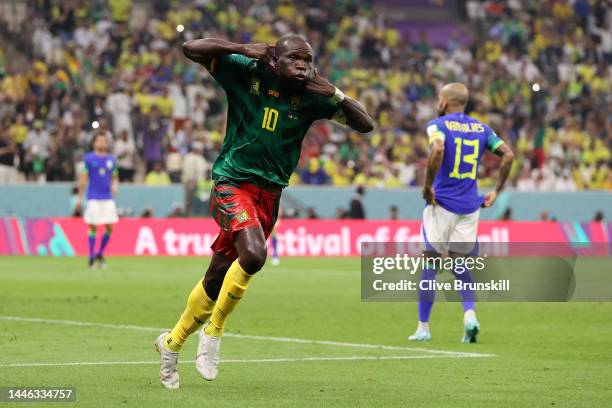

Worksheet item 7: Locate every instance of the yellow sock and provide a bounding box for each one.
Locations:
[204,260,253,337]
[164,280,215,352]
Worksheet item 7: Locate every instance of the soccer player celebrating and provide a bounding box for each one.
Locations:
[409,83,514,343]
[154,34,375,389]
[76,132,119,269]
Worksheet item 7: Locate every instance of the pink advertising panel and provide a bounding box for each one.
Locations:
[0,218,609,256]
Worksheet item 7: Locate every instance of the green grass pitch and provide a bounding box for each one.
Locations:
[1,256,611,407]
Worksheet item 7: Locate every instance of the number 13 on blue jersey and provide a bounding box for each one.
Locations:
[449,138,479,180]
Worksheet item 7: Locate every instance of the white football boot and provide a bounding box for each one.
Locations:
[408,328,432,341]
[154,332,179,389]
[196,325,222,381]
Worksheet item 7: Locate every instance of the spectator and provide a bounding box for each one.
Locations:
[23,120,51,181]
[0,128,17,184]
[8,113,27,169]
[47,126,78,181]
[95,117,114,144]
[181,142,209,186]
[593,211,604,223]
[389,205,398,220]
[347,186,366,219]
[306,207,319,219]
[168,204,186,218]
[182,142,210,213]
[0,0,608,196]
[501,208,513,221]
[106,85,133,139]
[554,170,577,192]
[190,93,209,128]
[113,129,136,182]
[170,81,189,132]
[300,158,328,185]
[145,161,171,186]
[142,106,168,173]
[69,185,81,217]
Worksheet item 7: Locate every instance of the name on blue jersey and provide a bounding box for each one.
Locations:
[444,121,485,133]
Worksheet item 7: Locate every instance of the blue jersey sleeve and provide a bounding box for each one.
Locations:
[83,154,91,174]
[425,119,446,144]
[485,126,504,152]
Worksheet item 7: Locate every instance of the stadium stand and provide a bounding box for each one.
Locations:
[0,0,609,194]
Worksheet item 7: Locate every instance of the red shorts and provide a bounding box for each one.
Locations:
[210,178,281,260]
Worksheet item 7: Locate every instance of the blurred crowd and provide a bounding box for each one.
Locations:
[0,0,610,194]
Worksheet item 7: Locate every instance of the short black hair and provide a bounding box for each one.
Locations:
[93,131,107,142]
[275,33,308,57]
[90,131,107,151]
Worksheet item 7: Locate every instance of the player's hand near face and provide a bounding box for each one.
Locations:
[482,190,498,208]
[304,68,375,132]
[241,43,275,64]
[305,69,335,97]
[183,38,275,67]
[423,185,437,206]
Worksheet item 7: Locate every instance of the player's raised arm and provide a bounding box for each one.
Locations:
[182,38,274,67]
[305,72,375,133]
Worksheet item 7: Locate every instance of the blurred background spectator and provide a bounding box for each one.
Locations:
[348,186,366,219]
[0,0,609,207]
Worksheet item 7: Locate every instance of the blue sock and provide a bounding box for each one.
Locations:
[88,231,96,260]
[454,267,476,313]
[418,268,437,322]
[271,236,278,257]
[97,233,111,257]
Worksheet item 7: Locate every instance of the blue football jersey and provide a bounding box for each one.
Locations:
[84,152,117,200]
[425,112,504,214]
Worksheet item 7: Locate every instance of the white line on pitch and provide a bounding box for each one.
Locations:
[0,316,495,358]
[0,354,491,368]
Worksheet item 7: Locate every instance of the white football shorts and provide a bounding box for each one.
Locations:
[421,204,479,255]
[84,199,119,225]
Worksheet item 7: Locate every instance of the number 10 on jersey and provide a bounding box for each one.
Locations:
[262,107,279,131]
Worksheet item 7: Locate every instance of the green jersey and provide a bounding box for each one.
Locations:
[207,54,344,188]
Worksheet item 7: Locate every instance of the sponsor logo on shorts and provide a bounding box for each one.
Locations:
[237,210,250,223]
